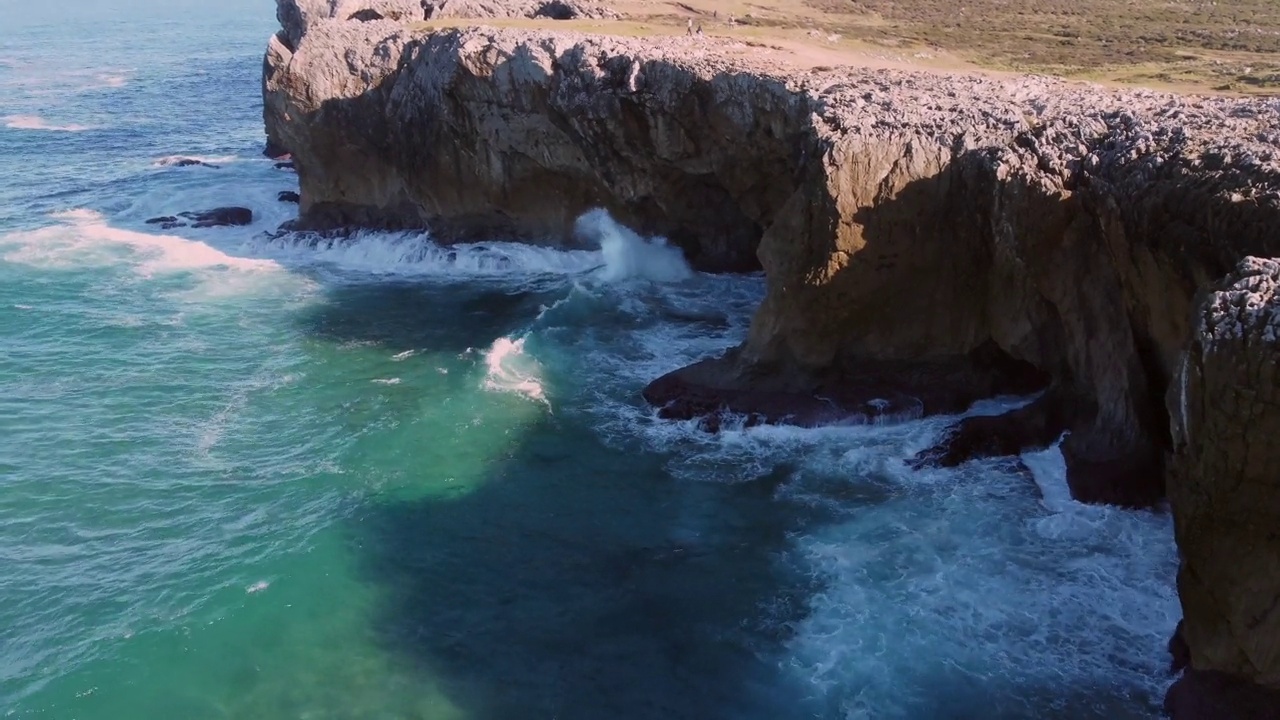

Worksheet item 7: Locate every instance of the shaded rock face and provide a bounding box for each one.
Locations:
[265,4,1280,699]
[1166,258,1280,703]
[1165,670,1280,720]
[265,16,800,271]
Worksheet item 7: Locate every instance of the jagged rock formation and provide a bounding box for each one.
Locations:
[423,0,620,20]
[1165,258,1280,713]
[263,2,1280,711]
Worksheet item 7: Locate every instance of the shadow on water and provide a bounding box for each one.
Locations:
[348,414,821,720]
[293,277,824,719]
[283,277,1174,720]
[292,278,556,354]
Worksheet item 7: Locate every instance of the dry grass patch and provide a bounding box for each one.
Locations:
[410,0,1280,93]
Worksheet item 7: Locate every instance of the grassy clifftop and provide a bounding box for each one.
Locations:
[416,0,1280,93]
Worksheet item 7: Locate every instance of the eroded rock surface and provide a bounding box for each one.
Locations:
[423,0,620,20]
[1164,258,1280,714]
[264,3,1280,703]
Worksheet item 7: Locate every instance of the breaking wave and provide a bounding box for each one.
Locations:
[574,208,693,283]
[1,209,278,277]
[481,336,547,405]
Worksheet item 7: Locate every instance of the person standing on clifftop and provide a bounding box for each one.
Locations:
[686,18,693,35]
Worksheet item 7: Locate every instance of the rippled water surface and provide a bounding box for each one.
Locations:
[1,2,1180,718]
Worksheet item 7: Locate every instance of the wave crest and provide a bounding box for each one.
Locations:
[574,208,693,283]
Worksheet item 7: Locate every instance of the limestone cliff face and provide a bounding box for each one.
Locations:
[264,1,1280,704]
[1168,258,1280,688]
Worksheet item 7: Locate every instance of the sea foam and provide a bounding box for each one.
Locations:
[481,336,547,405]
[1,209,279,277]
[574,208,693,283]
[3,114,94,132]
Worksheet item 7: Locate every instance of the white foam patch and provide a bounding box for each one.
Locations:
[251,232,601,279]
[372,378,401,385]
[481,336,547,405]
[574,208,693,283]
[1021,438,1075,513]
[638,414,1179,718]
[567,348,1177,719]
[93,73,128,89]
[1,209,279,278]
[3,114,93,132]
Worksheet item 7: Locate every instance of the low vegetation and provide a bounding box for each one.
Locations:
[415,0,1280,93]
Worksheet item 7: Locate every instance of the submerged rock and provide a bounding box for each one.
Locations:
[278,190,300,203]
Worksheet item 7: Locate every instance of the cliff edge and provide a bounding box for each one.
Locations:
[263,1,1280,715]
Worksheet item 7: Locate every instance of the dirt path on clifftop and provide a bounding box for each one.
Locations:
[415,16,994,78]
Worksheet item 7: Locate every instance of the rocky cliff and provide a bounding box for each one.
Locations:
[1163,258,1280,717]
[263,1,1280,714]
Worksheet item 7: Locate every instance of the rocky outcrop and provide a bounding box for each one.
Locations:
[1164,258,1280,716]
[154,156,220,168]
[145,207,253,229]
[263,2,1280,706]
[423,0,620,20]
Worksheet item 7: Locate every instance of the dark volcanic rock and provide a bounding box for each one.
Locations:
[278,191,301,203]
[910,390,1070,469]
[147,207,253,229]
[644,342,1047,430]
[156,156,219,169]
[186,207,253,228]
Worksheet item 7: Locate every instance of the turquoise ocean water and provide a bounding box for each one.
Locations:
[1,2,1181,718]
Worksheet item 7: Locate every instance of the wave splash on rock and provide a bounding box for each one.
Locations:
[574,208,693,284]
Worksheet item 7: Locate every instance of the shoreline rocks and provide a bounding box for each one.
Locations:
[263,1,1280,712]
[146,207,253,229]
[154,156,220,169]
